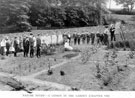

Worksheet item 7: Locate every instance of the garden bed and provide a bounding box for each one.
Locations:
[36,49,135,91]
[0,51,79,76]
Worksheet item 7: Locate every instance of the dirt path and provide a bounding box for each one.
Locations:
[26,54,81,78]
[0,54,82,91]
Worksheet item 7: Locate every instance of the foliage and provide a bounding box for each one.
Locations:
[108,40,135,51]
[81,46,97,64]
[110,9,135,15]
[52,0,107,7]
[28,5,102,28]
[0,0,109,33]
[64,6,89,27]
[115,0,135,12]
[0,0,31,33]
[95,50,130,90]
[28,5,66,27]
[128,51,135,59]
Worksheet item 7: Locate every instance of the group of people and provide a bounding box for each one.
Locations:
[0,24,116,57]
[23,34,42,58]
[64,24,116,46]
[0,33,42,58]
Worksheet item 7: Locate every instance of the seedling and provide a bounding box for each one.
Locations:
[47,70,53,75]
[60,70,65,76]
[71,87,79,91]
[128,51,135,59]
[95,60,100,74]
[47,58,53,75]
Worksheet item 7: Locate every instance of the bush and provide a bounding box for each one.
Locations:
[124,40,130,48]
[108,40,135,51]
[129,40,135,51]
[114,41,120,48]
[96,51,131,90]
[105,16,119,25]
[16,22,32,32]
[119,41,125,48]
[109,42,115,49]
[110,9,135,15]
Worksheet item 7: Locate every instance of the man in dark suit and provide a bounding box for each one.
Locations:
[25,37,29,57]
[87,33,91,44]
[13,37,19,57]
[91,32,95,45]
[103,26,109,46]
[36,34,41,58]
[73,33,77,45]
[29,34,34,58]
[81,34,86,44]
[5,37,11,56]
[110,24,116,41]
[23,36,29,57]
[77,34,81,45]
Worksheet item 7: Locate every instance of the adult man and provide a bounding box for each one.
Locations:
[81,33,86,44]
[67,33,71,44]
[110,24,116,41]
[25,37,30,57]
[91,32,95,45]
[18,36,23,52]
[33,35,37,55]
[96,31,101,45]
[103,26,109,45]
[86,33,91,44]
[77,34,81,45]
[23,35,27,57]
[29,34,34,58]
[73,33,77,45]
[0,38,6,55]
[13,37,19,57]
[36,34,41,58]
[5,37,11,56]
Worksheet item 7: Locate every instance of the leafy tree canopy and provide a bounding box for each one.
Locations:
[115,0,135,12]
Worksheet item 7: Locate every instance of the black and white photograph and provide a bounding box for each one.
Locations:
[0,0,135,98]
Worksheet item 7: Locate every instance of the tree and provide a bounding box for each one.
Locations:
[58,0,108,25]
[115,0,135,12]
[57,0,107,7]
[0,0,31,33]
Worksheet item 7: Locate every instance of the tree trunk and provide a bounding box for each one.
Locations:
[130,4,134,12]
[97,0,102,25]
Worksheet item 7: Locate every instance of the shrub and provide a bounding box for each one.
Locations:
[109,40,135,50]
[114,41,120,48]
[124,40,130,48]
[108,42,115,49]
[119,41,125,48]
[105,16,118,24]
[81,46,97,64]
[129,40,135,51]
[110,9,135,15]
[95,50,130,90]
[16,22,32,32]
